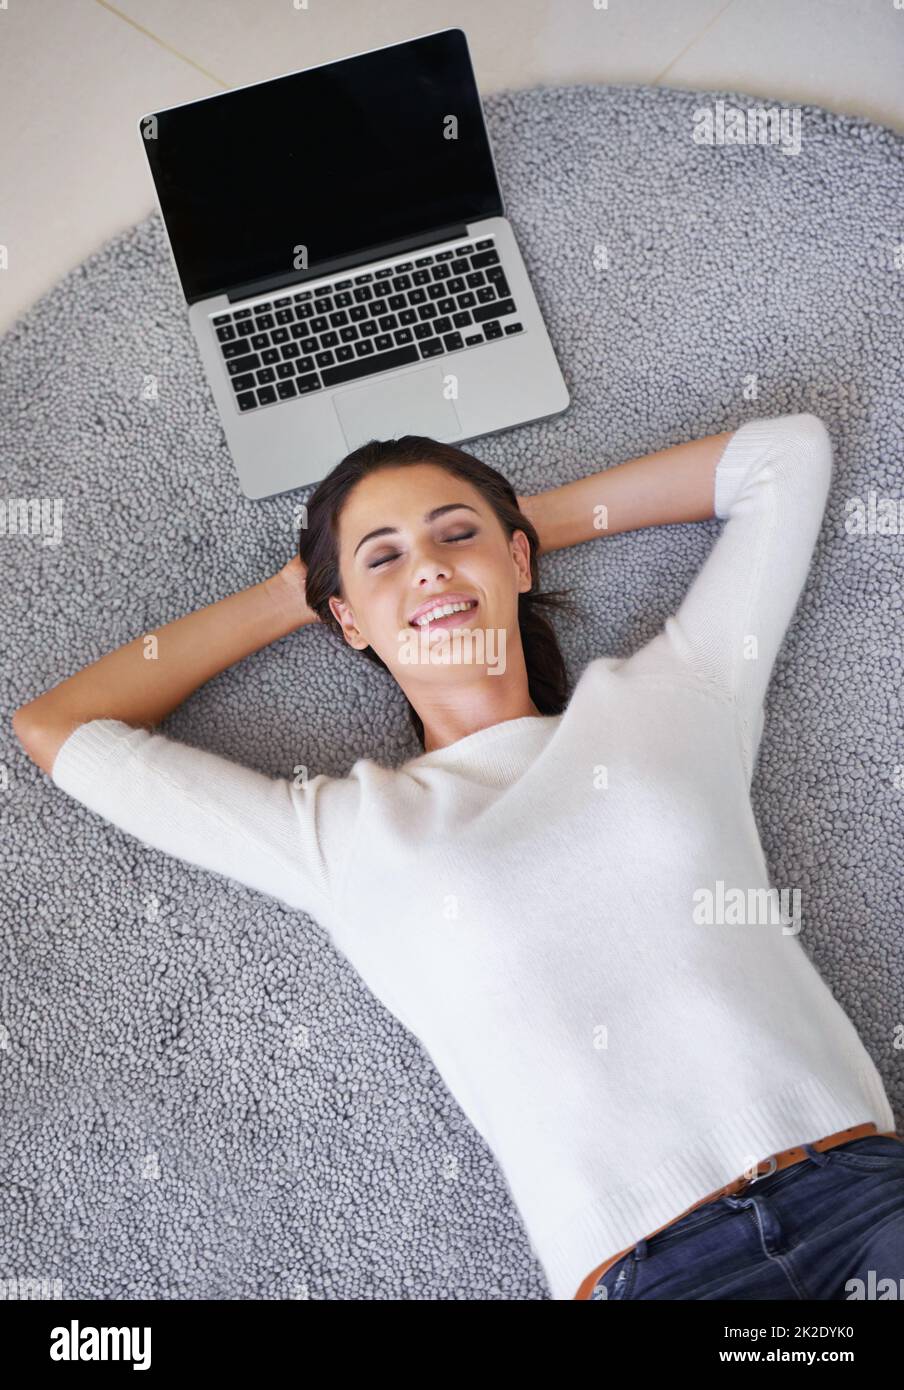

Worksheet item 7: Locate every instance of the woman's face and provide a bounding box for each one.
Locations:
[328,464,533,691]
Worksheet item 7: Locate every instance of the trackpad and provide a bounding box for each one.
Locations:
[333,365,462,450]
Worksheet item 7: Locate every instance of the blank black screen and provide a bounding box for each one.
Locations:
[140,29,503,304]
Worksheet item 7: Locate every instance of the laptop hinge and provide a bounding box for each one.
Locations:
[225,222,473,305]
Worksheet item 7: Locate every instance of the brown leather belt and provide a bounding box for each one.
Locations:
[574,1121,902,1300]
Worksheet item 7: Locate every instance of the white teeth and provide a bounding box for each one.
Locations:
[413,600,476,627]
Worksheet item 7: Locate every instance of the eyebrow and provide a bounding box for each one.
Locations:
[352,503,480,558]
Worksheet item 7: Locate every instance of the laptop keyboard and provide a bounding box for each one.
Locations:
[210,236,524,414]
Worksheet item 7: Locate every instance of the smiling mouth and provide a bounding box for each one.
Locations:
[409,599,479,630]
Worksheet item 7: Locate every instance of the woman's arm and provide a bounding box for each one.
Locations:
[13,557,317,778]
[518,428,736,555]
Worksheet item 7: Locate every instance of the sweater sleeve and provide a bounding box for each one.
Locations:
[50,718,351,922]
[662,411,833,775]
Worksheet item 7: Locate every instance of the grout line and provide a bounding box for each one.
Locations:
[93,0,230,89]
[651,0,738,85]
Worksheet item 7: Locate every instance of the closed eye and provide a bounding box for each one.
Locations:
[367,530,476,570]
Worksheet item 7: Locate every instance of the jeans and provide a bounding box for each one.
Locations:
[591,1133,904,1300]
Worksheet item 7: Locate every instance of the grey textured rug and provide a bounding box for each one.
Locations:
[2,80,902,1301]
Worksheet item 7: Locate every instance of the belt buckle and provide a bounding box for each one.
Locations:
[745,1153,778,1188]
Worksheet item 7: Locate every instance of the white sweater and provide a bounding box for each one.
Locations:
[50,413,894,1301]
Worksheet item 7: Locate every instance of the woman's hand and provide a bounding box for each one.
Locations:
[270,553,320,627]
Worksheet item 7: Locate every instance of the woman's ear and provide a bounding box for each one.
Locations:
[511,528,534,593]
[328,595,368,649]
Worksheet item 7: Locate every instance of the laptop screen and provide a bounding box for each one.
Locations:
[140,29,503,305]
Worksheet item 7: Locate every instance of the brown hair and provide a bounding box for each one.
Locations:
[297,435,580,751]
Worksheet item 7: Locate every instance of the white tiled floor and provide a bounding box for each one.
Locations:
[1,0,901,334]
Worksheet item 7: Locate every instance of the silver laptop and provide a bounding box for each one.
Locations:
[138,27,570,500]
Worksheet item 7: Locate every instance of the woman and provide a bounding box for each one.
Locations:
[14,411,902,1301]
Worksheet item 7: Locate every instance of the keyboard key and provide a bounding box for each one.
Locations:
[281,342,300,359]
[216,325,236,342]
[236,391,258,411]
[419,339,444,358]
[231,373,256,392]
[486,267,511,296]
[443,332,464,352]
[433,316,452,334]
[295,372,322,393]
[255,314,275,330]
[257,367,276,384]
[227,352,261,375]
[262,348,281,365]
[237,320,256,337]
[222,341,248,360]
[472,298,515,323]
[277,379,297,399]
[504,322,524,334]
[320,343,419,387]
[483,321,504,340]
[354,339,374,356]
[276,362,296,379]
[251,333,270,350]
[257,386,277,405]
[212,313,231,325]
[465,332,484,345]
[234,308,252,319]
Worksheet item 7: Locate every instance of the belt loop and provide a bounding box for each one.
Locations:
[803,1141,830,1167]
[633,1237,649,1262]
